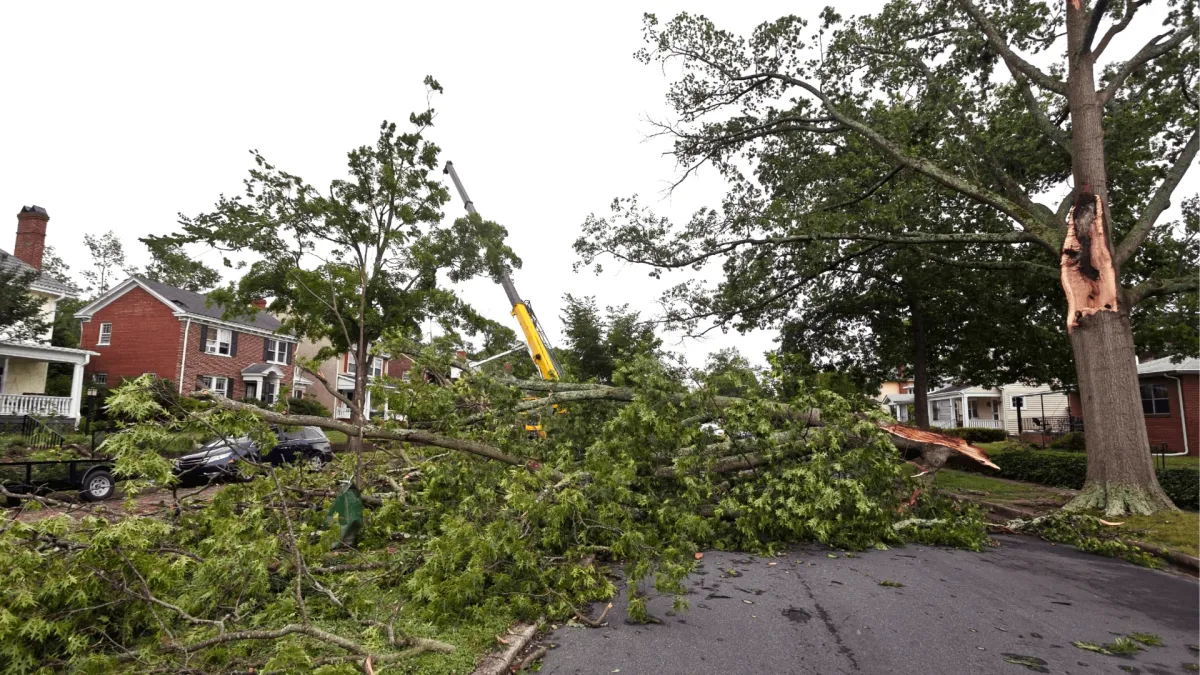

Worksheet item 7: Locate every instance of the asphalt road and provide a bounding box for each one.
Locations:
[542,536,1199,675]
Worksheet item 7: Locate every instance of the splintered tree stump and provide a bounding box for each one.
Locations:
[883,424,999,472]
[1060,191,1119,332]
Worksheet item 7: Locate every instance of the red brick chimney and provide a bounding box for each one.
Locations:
[251,298,268,309]
[14,206,49,270]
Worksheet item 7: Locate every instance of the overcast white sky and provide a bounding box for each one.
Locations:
[1,1,1190,369]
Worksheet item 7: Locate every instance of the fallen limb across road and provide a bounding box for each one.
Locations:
[204,379,997,480]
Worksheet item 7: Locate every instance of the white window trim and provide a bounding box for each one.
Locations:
[92,373,108,384]
[369,356,384,379]
[97,322,112,346]
[199,375,231,397]
[346,353,357,374]
[266,338,288,365]
[206,328,232,357]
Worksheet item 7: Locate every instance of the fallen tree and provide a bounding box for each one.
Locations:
[0,362,990,673]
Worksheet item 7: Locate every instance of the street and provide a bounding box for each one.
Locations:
[543,536,1199,675]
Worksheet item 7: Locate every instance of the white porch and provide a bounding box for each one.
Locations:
[0,341,98,424]
[927,386,1005,430]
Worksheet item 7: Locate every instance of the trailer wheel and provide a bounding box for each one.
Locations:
[81,469,115,502]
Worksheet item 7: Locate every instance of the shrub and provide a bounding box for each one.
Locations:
[945,427,1008,443]
[989,449,1198,511]
[286,396,331,418]
[1049,432,1086,452]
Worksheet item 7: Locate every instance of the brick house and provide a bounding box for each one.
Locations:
[1068,356,1199,456]
[293,335,414,419]
[74,277,298,403]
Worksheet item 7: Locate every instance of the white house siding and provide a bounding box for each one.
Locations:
[998,385,1070,436]
[930,399,956,425]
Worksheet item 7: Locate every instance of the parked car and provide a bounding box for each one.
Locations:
[173,426,333,484]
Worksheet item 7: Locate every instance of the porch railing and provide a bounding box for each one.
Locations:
[964,418,1004,429]
[334,405,352,420]
[0,394,72,417]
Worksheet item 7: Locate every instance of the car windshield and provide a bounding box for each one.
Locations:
[201,436,250,450]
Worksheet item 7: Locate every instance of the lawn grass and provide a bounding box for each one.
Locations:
[932,469,1064,502]
[326,430,348,444]
[977,441,1199,470]
[1106,510,1199,557]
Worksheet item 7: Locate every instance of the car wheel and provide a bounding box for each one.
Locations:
[81,469,115,502]
[308,454,327,472]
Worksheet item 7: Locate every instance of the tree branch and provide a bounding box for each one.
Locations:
[1091,0,1144,60]
[1114,130,1199,266]
[924,251,1060,278]
[1013,73,1072,155]
[1098,28,1194,106]
[1126,276,1200,306]
[956,0,1069,95]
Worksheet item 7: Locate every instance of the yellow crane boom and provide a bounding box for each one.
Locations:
[443,161,562,381]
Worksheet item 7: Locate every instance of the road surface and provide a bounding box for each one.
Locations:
[543,536,1198,675]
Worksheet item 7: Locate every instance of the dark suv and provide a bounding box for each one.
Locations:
[173,426,334,484]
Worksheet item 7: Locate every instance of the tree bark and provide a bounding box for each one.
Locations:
[911,298,930,430]
[1060,0,1175,515]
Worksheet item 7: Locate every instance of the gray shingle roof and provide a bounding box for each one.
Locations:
[0,247,79,296]
[135,276,285,333]
[1138,356,1200,376]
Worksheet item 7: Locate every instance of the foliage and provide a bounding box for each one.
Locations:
[573,1,1197,514]
[0,355,988,672]
[166,78,517,452]
[81,230,132,296]
[557,294,661,384]
[1049,432,1087,452]
[943,427,1008,443]
[984,449,1198,510]
[285,396,331,418]
[38,245,73,286]
[140,238,221,292]
[1009,513,1162,568]
[0,253,49,342]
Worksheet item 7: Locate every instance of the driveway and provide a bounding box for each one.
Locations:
[542,536,1199,675]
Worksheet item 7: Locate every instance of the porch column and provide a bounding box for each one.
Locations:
[69,362,85,425]
[364,388,371,420]
[928,398,934,425]
[962,392,969,426]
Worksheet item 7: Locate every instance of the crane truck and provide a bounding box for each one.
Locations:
[443,161,564,435]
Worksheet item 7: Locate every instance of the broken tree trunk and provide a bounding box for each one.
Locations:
[1056,1,1177,516]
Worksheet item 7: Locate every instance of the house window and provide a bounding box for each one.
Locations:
[206,328,232,356]
[245,381,258,400]
[265,339,288,364]
[346,353,357,374]
[97,323,112,346]
[968,400,979,419]
[1140,384,1170,415]
[932,404,940,421]
[369,356,384,378]
[92,373,108,385]
[992,400,1001,420]
[401,371,411,383]
[199,375,231,397]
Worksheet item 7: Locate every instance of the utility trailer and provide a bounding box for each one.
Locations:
[0,458,117,506]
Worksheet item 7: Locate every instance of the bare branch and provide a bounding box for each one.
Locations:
[956,0,1069,95]
[1092,0,1145,60]
[1115,130,1199,266]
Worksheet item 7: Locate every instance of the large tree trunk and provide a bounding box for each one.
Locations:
[911,299,930,430]
[1060,1,1175,515]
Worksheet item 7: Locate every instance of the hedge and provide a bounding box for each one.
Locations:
[944,427,1008,443]
[1048,432,1086,452]
[990,449,1198,511]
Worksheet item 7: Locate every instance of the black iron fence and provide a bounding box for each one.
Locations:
[1019,415,1083,436]
[21,415,65,451]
